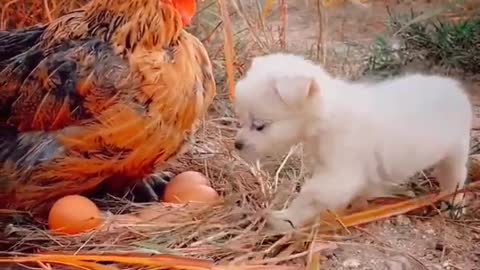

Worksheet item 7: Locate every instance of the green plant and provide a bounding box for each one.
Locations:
[363,8,480,78]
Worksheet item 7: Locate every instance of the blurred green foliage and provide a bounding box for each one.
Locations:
[364,9,480,78]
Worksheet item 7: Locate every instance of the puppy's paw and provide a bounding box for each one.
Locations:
[265,210,296,233]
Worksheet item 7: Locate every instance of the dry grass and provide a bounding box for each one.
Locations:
[1,0,480,269]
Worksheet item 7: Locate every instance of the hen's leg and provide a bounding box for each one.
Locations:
[125,139,192,202]
[128,135,195,202]
[127,171,175,202]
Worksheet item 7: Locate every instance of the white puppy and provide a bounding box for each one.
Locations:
[234,53,472,231]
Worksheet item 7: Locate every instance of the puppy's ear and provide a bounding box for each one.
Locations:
[274,76,319,107]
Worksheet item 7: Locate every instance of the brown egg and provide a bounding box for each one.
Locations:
[48,195,103,235]
[169,171,211,187]
[163,172,218,204]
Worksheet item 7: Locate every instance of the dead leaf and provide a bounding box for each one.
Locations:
[312,182,480,233]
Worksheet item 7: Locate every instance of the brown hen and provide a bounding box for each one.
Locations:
[0,0,216,215]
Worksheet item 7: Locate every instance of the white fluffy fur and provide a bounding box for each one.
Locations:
[234,53,473,231]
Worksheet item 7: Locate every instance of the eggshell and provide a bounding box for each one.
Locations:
[169,171,211,187]
[163,182,219,204]
[48,195,103,235]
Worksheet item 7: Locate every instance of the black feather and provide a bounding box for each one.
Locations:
[0,25,46,64]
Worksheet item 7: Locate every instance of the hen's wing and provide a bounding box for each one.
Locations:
[0,36,133,132]
[0,26,46,65]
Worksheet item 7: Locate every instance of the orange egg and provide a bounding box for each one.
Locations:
[48,195,103,235]
[163,172,219,204]
[169,171,211,187]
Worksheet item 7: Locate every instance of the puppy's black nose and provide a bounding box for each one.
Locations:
[234,141,244,150]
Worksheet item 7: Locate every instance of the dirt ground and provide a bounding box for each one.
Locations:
[265,1,480,269]
[277,0,467,64]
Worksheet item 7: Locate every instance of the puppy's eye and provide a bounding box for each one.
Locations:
[252,121,267,131]
[255,124,265,131]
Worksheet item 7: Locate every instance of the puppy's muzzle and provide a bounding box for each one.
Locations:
[234,140,244,150]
